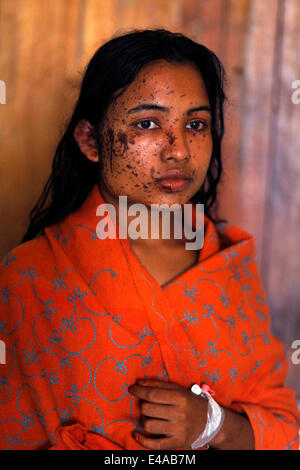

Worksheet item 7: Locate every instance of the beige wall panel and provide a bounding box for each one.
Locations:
[0,0,83,255]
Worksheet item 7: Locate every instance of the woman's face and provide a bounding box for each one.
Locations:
[99,60,213,207]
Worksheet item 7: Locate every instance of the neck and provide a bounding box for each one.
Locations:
[98,184,197,250]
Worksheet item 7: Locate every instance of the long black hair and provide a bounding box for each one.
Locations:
[22,28,228,243]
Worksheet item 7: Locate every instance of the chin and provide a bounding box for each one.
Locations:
[147,192,194,207]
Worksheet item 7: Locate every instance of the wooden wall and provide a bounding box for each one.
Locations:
[0,0,299,395]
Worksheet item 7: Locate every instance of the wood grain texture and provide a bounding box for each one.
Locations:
[0,0,83,254]
[236,0,279,269]
[261,0,300,394]
[215,0,251,225]
[264,0,300,338]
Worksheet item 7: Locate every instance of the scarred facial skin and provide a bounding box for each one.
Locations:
[73,59,213,209]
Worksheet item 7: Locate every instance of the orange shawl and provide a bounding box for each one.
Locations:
[0,184,299,450]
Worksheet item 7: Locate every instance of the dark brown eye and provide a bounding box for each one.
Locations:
[187,120,207,132]
[137,120,158,129]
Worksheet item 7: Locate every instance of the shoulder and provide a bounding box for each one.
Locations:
[202,215,256,261]
[0,235,60,334]
[0,234,55,287]
[213,218,254,247]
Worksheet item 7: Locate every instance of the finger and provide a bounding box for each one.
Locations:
[133,432,176,450]
[137,379,182,390]
[141,418,174,436]
[129,384,179,405]
[140,401,176,420]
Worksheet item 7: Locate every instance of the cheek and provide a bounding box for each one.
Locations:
[125,132,163,159]
[189,131,213,159]
[100,131,152,188]
[103,129,156,170]
[190,128,212,145]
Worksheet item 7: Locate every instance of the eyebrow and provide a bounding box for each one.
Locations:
[127,103,211,115]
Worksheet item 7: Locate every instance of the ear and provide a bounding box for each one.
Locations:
[73,119,99,162]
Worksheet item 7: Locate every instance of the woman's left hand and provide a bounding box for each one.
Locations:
[129,378,208,450]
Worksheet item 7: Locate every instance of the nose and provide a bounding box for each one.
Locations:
[160,128,190,162]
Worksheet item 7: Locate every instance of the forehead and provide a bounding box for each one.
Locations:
[109,60,210,113]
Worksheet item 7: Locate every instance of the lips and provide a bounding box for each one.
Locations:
[154,169,193,192]
[156,169,192,180]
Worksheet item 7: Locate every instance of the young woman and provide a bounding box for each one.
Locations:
[0,29,299,451]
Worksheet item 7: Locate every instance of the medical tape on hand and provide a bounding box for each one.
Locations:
[190,383,225,449]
